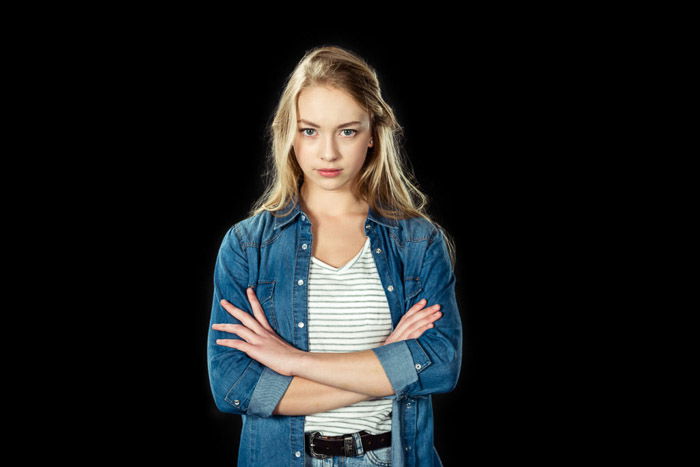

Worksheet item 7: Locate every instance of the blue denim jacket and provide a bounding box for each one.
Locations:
[207,200,463,466]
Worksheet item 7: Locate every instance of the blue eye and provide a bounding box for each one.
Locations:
[299,128,358,137]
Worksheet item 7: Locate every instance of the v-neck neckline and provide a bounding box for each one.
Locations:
[311,237,370,273]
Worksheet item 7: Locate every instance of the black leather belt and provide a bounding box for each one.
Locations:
[305,430,391,458]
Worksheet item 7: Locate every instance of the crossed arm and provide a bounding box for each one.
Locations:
[212,288,443,416]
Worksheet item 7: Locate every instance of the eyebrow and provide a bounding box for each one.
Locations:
[297,119,363,128]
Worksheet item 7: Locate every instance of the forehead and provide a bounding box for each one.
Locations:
[296,85,368,125]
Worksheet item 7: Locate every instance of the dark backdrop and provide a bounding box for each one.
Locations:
[90,28,596,466]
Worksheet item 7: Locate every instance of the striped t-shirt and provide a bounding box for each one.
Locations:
[303,236,394,436]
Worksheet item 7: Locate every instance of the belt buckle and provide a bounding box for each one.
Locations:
[308,431,329,459]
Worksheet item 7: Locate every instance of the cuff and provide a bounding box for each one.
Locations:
[247,367,294,417]
[372,341,424,396]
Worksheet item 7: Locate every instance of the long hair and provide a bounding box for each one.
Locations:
[249,45,456,267]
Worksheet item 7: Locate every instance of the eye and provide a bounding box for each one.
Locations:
[300,128,316,136]
[341,129,358,137]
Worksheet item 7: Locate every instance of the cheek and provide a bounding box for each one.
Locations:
[347,147,368,171]
[293,141,310,168]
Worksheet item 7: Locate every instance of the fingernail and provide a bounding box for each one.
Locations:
[421,299,427,304]
[216,339,222,344]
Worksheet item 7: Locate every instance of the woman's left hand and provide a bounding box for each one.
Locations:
[213,287,305,377]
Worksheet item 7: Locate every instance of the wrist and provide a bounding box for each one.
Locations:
[291,349,311,377]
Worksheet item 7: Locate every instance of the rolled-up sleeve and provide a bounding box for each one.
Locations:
[207,225,293,417]
[372,226,463,397]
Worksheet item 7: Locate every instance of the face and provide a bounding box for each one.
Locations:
[293,85,373,194]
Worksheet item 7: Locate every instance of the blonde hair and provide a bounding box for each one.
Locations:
[250,44,456,267]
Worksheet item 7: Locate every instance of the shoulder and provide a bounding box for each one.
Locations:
[395,215,442,244]
[224,209,280,248]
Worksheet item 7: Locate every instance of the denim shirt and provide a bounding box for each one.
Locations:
[207,200,463,466]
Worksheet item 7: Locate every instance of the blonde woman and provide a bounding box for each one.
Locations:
[208,45,462,467]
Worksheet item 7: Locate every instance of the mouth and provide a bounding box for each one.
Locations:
[317,168,343,178]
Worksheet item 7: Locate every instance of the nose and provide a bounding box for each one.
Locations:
[319,134,340,162]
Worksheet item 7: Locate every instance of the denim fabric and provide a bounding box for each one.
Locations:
[305,436,393,466]
[207,199,462,466]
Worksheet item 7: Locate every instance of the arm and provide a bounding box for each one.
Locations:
[285,298,445,398]
[273,299,443,414]
[371,226,463,397]
[207,225,293,418]
[272,376,375,415]
[292,349,394,397]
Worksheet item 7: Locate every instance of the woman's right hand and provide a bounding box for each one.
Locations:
[382,299,442,345]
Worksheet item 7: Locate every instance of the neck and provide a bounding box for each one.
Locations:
[299,182,368,218]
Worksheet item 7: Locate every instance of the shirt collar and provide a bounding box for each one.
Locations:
[272,198,399,230]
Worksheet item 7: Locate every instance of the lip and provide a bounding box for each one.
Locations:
[317,168,343,177]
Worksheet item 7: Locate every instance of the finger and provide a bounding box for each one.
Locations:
[395,304,440,334]
[247,287,274,332]
[407,322,434,339]
[212,323,258,343]
[416,305,441,320]
[404,298,428,317]
[405,311,442,336]
[215,338,251,353]
[220,299,266,335]
[394,300,429,334]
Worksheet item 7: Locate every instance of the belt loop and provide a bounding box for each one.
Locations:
[351,431,364,456]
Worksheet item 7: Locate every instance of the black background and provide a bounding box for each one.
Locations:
[69,22,607,465]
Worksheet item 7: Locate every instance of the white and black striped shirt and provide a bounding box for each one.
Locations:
[303,236,393,436]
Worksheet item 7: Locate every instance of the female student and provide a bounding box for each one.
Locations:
[207,45,462,466]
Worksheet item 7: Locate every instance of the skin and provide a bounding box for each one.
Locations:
[213,290,442,394]
[212,85,443,401]
[293,84,373,218]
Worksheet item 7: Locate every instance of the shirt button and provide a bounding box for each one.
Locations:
[387,285,394,292]
[302,243,308,250]
[233,400,240,406]
[415,363,422,370]
[298,321,304,328]
[295,451,301,457]
[298,279,304,286]
[375,248,382,254]
[365,224,371,229]
[407,402,412,407]
[301,215,306,221]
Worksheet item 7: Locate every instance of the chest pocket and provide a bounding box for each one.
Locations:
[404,277,423,304]
[253,280,278,330]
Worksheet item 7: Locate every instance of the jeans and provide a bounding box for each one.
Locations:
[305,431,392,466]
[305,446,392,467]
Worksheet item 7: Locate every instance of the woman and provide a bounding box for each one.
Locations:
[207,45,462,466]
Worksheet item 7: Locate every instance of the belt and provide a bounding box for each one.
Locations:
[305,430,391,458]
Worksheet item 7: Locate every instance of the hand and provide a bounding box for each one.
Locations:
[213,287,304,377]
[383,298,442,345]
